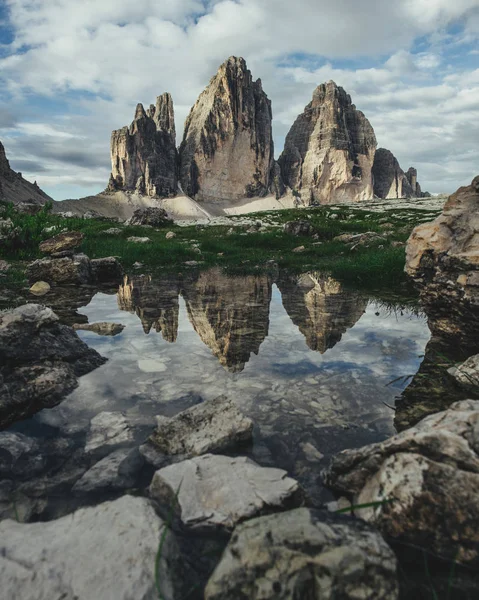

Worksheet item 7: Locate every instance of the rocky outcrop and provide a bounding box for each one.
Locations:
[107,94,178,197]
[39,231,84,254]
[324,400,479,566]
[0,140,52,205]
[0,304,106,428]
[126,206,171,227]
[278,81,377,204]
[277,273,367,353]
[148,395,253,457]
[0,495,184,600]
[150,454,302,531]
[283,220,314,236]
[372,148,426,199]
[405,176,479,308]
[27,254,123,287]
[205,508,398,599]
[117,274,179,340]
[179,56,274,202]
[181,268,272,372]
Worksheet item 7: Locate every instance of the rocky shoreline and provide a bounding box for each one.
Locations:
[1,178,479,598]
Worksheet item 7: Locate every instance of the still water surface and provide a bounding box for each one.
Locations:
[8,269,431,512]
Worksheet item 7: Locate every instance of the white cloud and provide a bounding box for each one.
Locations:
[1,0,478,198]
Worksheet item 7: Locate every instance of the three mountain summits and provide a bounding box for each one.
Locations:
[0,56,428,211]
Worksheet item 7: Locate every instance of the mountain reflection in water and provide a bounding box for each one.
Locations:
[1,267,432,519]
[116,269,368,372]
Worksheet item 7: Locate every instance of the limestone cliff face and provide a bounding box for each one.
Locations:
[181,268,272,372]
[277,272,367,352]
[108,94,177,197]
[372,148,414,199]
[0,140,52,205]
[117,274,179,342]
[179,57,274,202]
[278,81,377,204]
[371,148,427,199]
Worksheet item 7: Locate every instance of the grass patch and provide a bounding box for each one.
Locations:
[0,200,443,293]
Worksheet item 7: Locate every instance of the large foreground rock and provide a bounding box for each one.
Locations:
[0,304,106,428]
[278,80,377,204]
[108,94,178,197]
[0,495,182,600]
[179,56,274,202]
[324,400,479,565]
[148,395,253,456]
[150,454,302,530]
[405,176,479,307]
[205,508,398,599]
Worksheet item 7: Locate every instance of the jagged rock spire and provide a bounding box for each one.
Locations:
[108,93,177,198]
[179,56,275,202]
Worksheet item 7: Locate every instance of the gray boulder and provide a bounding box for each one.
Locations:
[148,395,253,457]
[448,354,479,391]
[39,231,84,254]
[150,453,302,531]
[27,253,91,285]
[0,304,106,428]
[324,400,479,566]
[85,411,133,453]
[0,495,183,600]
[284,220,313,236]
[205,508,398,599]
[90,256,124,285]
[72,448,144,494]
[127,207,171,227]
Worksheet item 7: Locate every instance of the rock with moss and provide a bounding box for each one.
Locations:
[205,508,398,599]
[324,400,479,566]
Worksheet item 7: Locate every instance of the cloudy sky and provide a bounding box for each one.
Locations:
[0,0,478,200]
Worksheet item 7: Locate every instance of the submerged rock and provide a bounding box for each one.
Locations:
[0,304,106,428]
[85,411,133,453]
[72,448,144,494]
[29,281,50,296]
[0,495,183,600]
[148,395,253,457]
[150,454,302,531]
[73,322,124,336]
[324,400,479,566]
[204,508,398,599]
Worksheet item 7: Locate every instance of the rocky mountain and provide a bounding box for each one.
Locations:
[372,148,425,198]
[107,93,177,197]
[278,81,377,204]
[277,273,367,352]
[0,140,52,205]
[179,56,276,202]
